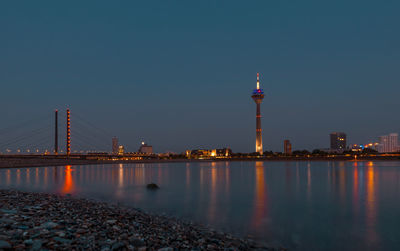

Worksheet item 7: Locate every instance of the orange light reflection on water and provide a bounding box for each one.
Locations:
[208,166,218,222]
[61,165,75,195]
[252,161,268,230]
[6,170,10,186]
[366,163,378,245]
[16,169,20,186]
[352,165,359,215]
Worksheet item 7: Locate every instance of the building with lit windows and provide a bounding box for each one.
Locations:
[186,148,232,159]
[138,142,153,154]
[330,132,347,152]
[118,145,124,155]
[112,137,119,154]
[284,140,292,155]
[378,133,399,153]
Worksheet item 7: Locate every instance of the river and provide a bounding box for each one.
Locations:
[1,160,399,250]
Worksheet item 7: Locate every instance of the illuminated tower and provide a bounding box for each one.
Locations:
[251,73,264,155]
[66,109,71,156]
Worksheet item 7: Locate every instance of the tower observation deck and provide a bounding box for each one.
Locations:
[251,73,264,155]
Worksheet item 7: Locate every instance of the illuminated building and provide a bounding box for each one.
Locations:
[364,142,379,151]
[118,145,124,155]
[186,148,232,159]
[351,144,363,152]
[284,140,292,155]
[378,133,399,153]
[216,148,232,157]
[251,73,264,155]
[112,137,119,154]
[330,132,346,152]
[138,142,153,154]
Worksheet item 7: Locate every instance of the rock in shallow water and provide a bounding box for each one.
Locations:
[146,183,160,190]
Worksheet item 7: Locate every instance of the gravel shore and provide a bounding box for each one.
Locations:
[0,190,275,250]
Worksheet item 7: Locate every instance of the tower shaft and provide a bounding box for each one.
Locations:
[251,73,264,155]
[255,103,263,154]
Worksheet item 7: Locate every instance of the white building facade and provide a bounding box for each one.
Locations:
[378,133,399,153]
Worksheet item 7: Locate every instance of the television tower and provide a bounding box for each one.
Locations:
[251,73,264,155]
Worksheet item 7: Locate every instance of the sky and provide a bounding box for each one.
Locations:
[0,0,399,153]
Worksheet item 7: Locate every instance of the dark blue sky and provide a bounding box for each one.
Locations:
[1,1,399,153]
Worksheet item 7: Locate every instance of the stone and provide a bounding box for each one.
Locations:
[130,238,145,247]
[24,239,33,245]
[146,183,159,190]
[111,241,125,250]
[0,240,11,249]
[41,221,58,229]
[0,209,17,214]
[54,237,73,244]
[0,218,15,224]
[158,247,173,251]
[0,189,265,250]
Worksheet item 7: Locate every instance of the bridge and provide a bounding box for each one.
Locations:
[0,109,158,167]
[0,109,118,155]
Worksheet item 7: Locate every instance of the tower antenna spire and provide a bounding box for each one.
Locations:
[257,73,260,90]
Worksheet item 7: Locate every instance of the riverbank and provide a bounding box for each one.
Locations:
[0,155,399,168]
[0,190,273,250]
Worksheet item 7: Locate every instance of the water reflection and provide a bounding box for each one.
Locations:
[0,161,397,250]
[208,164,218,222]
[61,165,75,195]
[26,168,30,185]
[252,161,268,231]
[16,169,20,186]
[366,163,378,246]
[352,164,359,215]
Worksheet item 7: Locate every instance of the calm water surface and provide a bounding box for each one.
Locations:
[1,161,400,250]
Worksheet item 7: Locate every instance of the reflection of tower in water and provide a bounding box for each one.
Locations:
[252,161,268,230]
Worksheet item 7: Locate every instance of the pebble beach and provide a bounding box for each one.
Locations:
[0,190,275,250]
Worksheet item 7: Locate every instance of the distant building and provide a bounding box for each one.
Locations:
[350,144,363,152]
[378,133,399,153]
[186,148,232,159]
[364,142,379,151]
[112,137,119,154]
[330,132,347,151]
[118,145,124,155]
[139,142,153,154]
[215,148,232,157]
[284,140,292,155]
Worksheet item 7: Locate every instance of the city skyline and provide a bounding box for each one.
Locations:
[1,1,400,153]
